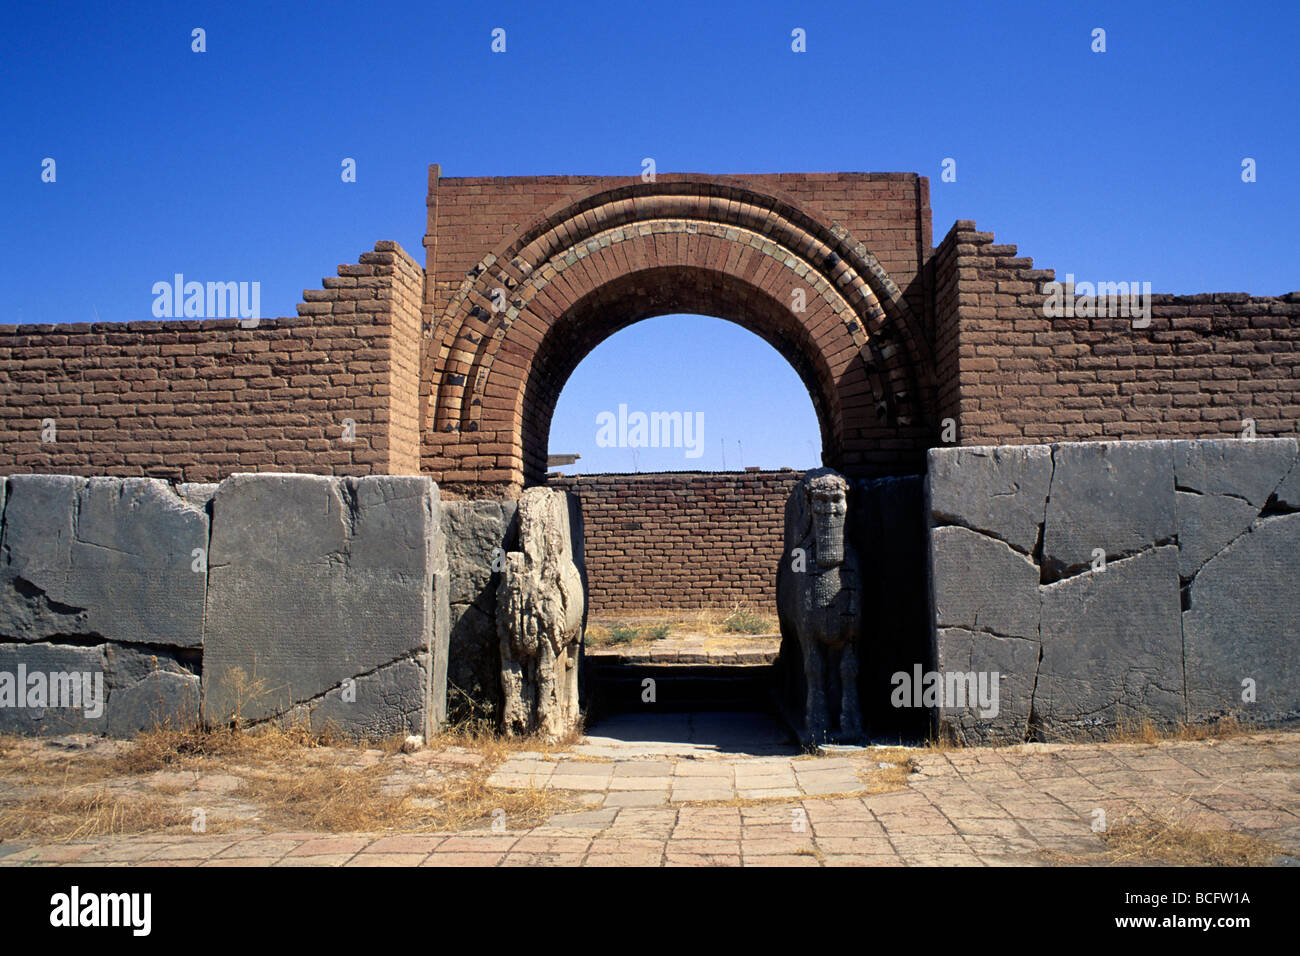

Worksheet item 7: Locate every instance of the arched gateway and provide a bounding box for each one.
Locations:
[422,169,939,495]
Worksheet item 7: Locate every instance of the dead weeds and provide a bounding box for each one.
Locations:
[0,719,579,842]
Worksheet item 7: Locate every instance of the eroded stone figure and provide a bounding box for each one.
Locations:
[495,488,584,738]
[777,468,863,744]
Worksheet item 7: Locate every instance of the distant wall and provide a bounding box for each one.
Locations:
[550,470,802,613]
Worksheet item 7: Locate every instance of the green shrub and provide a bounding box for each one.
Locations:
[723,610,766,634]
[609,624,639,644]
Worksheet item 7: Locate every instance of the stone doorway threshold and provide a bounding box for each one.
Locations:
[585,633,778,666]
[577,711,800,759]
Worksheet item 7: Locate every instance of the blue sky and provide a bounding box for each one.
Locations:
[3,1,1296,472]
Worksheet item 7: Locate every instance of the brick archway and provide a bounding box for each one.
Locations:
[425,175,936,494]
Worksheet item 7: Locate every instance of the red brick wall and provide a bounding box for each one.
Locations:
[551,470,801,614]
[0,242,425,481]
[426,170,930,318]
[932,221,1300,445]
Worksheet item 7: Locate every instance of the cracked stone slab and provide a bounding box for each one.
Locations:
[1273,458,1300,511]
[106,669,200,737]
[202,474,447,736]
[1042,441,1176,579]
[929,525,1039,640]
[0,476,208,648]
[1184,513,1300,724]
[1036,546,1184,736]
[926,445,1052,554]
[285,655,432,739]
[934,627,1039,746]
[1171,437,1298,508]
[441,500,517,717]
[1175,490,1259,580]
[0,642,108,735]
[1172,439,1297,580]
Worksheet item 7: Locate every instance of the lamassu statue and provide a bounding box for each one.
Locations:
[777,467,863,744]
[495,487,585,739]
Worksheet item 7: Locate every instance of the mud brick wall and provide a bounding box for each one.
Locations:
[926,439,1300,744]
[550,470,802,613]
[0,242,425,482]
[932,221,1300,446]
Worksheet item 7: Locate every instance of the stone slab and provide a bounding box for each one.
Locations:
[0,476,208,648]
[1174,490,1258,580]
[926,445,1052,554]
[934,627,1039,745]
[1042,441,1176,579]
[202,474,445,736]
[1184,513,1300,723]
[1171,437,1298,508]
[928,525,1039,641]
[1036,546,1184,735]
[0,642,107,735]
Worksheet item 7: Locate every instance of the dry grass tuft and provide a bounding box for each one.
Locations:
[1084,714,1249,746]
[795,845,826,863]
[587,604,779,642]
[0,788,189,842]
[856,748,919,793]
[1099,803,1284,866]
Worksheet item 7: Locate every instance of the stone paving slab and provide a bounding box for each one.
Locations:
[3,730,1296,867]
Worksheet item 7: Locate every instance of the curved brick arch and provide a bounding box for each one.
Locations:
[521,263,849,485]
[425,176,937,493]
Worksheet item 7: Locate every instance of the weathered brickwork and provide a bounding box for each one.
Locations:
[551,470,801,613]
[0,242,425,481]
[932,221,1300,446]
[425,170,937,493]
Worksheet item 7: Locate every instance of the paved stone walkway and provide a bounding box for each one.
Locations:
[2,726,1296,867]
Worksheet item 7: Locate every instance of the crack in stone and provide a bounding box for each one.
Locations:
[1180,508,1293,604]
[930,515,1040,561]
[1178,441,1190,723]
[1041,538,1177,587]
[950,623,1039,644]
[1174,484,1251,505]
[1261,494,1300,517]
[929,516,1034,557]
[235,651,425,727]
[1025,643,1043,743]
[1025,447,1055,741]
[1033,447,1055,585]
[10,575,90,620]
[0,633,106,650]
